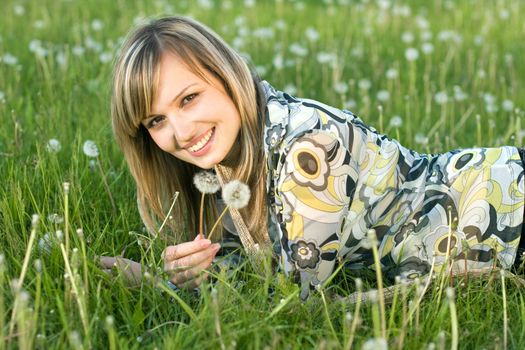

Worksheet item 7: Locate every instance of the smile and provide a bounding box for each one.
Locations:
[187,128,215,153]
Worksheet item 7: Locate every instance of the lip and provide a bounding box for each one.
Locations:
[183,128,214,150]
[185,127,215,156]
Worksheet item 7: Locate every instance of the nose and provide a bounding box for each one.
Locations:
[167,113,195,149]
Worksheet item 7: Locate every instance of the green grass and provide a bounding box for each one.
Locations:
[1,0,524,348]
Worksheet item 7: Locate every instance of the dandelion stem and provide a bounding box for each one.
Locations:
[344,284,362,350]
[8,216,38,339]
[501,271,508,350]
[319,287,340,346]
[158,192,179,234]
[96,157,117,214]
[208,206,229,241]
[64,182,70,254]
[371,239,386,338]
[60,243,89,339]
[447,289,458,350]
[199,192,205,239]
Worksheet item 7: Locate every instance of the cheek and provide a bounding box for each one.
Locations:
[149,131,172,152]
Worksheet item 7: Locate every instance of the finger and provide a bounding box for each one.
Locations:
[99,256,118,269]
[175,272,209,290]
[163,239,212,261]
[168,255,214,284]
[164,244,220,272]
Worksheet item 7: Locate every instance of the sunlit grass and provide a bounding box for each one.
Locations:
[1,0,524,348]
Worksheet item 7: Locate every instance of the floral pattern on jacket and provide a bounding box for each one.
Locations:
[261,81,525,299]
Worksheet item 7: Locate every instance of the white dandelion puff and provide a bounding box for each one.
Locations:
[289,43,308,57]
[434,91,448,105]
[358,79,372,91]
[334,81,348,95]
[502,100,514,112]
[2,53,18,65]
[222,180,251,209]
[361,337,388,350]
[284,84,297,96]
[401,31,414,44]
[46,139,61,153]
[376,90,390,102]
[47,213,64,224]
[83,140,99,157]
[415,133,428,145]
[91,19,104,31]
[386,68,398,80]
[193,171,221,194]
[389,115,403,128]
[405,47,419,61]
[453,86,468,102]
[316,52,337,64]
[305,27,320,42]
[421,42,434,55]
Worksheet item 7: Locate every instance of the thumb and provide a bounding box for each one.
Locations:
[194,233,204,241]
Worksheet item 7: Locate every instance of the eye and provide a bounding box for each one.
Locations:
[181,93,198,106]
[146,115,165,129]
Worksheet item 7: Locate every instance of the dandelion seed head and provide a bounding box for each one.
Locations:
[368,289,378,303]
[358,79,372,91]
[422,42,434,55]
[355,277,363,290]
[389,115,403,128]
[19,290,30,303]
[63,182,70,193]
[316,51,336,64]
[344,99,357,110]
[434,91,448,105]
[401,31,414,44]
[405,47,419,61]
[502,99,514,112]
[361,337,388,350]
[345,312,353,321]
[415,133,428,145]
[11,278,20,292]
[56,230,64,241]
[334,81,348,94]
[14,5,25,15]
[386,68,398,80]
[34,259,42,272]
[284,84,297,96]
[2,53,18,65]
[289,43,308,57]
[222,180,250,209]
[48,213,64,224]
[305,27,320,41]
[105,315,114,326]
[376,90,390,102]
[82,140,99,157]
[46,139,61,153]
[91,19,104,31]
[445,287,455,299]
[193,171,220,194]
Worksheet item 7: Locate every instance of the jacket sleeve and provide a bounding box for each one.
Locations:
[273,129,359,299]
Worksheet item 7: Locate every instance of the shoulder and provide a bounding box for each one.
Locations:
[260,80,356,156]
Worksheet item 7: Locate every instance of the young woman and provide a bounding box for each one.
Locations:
[102,16,525,299]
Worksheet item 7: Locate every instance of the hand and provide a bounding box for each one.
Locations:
[163,235,221,290]
[99,256,143,287]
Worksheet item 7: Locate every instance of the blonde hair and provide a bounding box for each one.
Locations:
[111,16,267,243]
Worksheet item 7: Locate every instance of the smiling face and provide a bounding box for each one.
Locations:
[142,52,241,169]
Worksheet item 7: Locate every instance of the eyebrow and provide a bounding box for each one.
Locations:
[146,83,198,119]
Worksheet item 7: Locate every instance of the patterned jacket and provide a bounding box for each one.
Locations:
[261,81,524,299]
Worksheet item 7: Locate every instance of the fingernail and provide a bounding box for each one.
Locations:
[213,243,221,250]
[200,239,211,247]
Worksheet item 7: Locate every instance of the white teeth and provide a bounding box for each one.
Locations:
[188,129,214,152]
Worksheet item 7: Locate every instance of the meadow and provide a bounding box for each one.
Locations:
[1,0,525,348]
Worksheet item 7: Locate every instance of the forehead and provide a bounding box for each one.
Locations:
[150,52,214,112]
